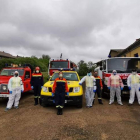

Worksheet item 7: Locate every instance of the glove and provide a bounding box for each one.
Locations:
[52,93,54,97]
[79,83,82,85]
[121,87,123,90]
[21,90,23,93]
[108,87,110,90]
[9,91,12,94]
[93,90,96,93]
[41,86,43,88]
[139,87,140,91]
[129,86,131,90]
[67,92,69,96]
[31,86,34,89]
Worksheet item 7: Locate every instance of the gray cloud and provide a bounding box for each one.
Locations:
[0,0,140,63]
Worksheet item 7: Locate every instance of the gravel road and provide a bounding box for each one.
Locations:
[0,92,140,140]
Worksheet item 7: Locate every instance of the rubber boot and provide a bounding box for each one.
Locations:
[34,98,38,106]
[59,108,63,115]
[57,108,60,115]
[98,99,103,104]
[39,98,42,105]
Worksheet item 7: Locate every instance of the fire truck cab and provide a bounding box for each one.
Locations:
[95,57,140,96]
[49,58,77,76]
[0,64,32,98]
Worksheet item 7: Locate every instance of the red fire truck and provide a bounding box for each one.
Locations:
[0,64,33,98]
[48,58,77,76]
[95,57,140,96]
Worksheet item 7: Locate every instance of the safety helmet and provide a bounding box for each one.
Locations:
[112,70,117,73]
[132,69,137,72]
[35,67,40,71]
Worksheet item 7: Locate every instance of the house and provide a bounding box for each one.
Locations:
[0,51,16,59]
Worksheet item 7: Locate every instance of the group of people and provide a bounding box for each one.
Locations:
[4,67,140,116]
[80,69,140,108]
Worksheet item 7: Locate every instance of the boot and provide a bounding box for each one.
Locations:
[92,100,94,105]
[57,108,60,115]
[34,98,38,106]
[59,108,63,115]
[39,98,42,105]
[98,99,103,104]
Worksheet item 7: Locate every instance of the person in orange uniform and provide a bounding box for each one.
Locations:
[93,71,103,104]
[31,67,44,106]
[52,71,69,115]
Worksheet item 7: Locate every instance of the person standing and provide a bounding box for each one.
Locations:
[108,70,124,105]
[5,71,24,111]
[31,67,44,106]
[79,70,96,108]
[52,71,69,115]
[127,69,140,105]
[93,71,103,104]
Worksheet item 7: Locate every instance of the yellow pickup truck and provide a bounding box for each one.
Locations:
[41,70,83,108]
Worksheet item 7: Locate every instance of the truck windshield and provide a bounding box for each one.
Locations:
[107,58,140,73]
[51,72,79,81]
[0,69,24,76]
[50,61,68,68]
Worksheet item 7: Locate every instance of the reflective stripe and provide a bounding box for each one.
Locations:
[38,96,41,98]
[34,96,38,98]
[98,98,102,99]
[60,106,63,108]
[32,75,42,77]
[56,105,60,108]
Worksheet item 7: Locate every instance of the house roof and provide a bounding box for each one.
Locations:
[0,51,16,58]
[117,39,140,57]
[109,49,124,56]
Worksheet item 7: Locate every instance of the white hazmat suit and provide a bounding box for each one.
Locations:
[79,74,96,107]
[127,73,140,105]
[6,71,24,109]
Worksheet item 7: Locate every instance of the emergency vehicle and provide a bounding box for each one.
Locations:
[41,69,83,108]
[0,64,33,98]
[48,58,77,76]
[95,57,140,96]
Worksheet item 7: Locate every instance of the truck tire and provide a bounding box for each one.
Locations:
[77,96,83,108]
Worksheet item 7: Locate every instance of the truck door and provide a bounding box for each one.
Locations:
[24,71,31,92]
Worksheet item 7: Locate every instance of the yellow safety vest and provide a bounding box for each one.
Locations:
[131,75,140,84]
[11,77,21,88]
[85,76,95,87]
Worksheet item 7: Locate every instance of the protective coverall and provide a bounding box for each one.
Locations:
[94,75,103,104]
[108,72,124,105]
[31,70,44,105]
[79,75,96,107]
[52,77,69,109]
[127,74,140,104]
[6,71,24,109]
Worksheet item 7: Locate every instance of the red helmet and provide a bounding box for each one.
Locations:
[35,67,40,71]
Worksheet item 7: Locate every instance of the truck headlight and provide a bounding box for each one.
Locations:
[3,86,7,90]
[43,87,47,92]
[73,87,80,93]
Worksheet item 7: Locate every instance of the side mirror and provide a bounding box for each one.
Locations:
[100,66,103,71]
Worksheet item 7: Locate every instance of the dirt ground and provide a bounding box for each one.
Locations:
[0,92,140,140]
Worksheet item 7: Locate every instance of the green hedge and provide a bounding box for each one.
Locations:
[0,57,49,72]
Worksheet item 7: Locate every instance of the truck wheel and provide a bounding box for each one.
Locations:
[77,96,83,108]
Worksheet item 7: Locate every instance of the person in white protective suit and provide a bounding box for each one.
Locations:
[5,71,24,111]
[108,70,124,105]
[79,70,96,108]
[127,69,140,105]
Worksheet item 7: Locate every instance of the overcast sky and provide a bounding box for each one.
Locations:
[0,0,140,63]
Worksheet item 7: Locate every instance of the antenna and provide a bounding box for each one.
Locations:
[60,53,62,59]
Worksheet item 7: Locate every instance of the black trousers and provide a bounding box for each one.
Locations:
[95,87,102,100]
[55,92,65,108]
[33,86,41,98]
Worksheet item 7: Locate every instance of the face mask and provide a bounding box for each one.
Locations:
[88,73,92,76]
[59,74,63,77]
[132,72,136,75]
[15,74,18,77]
[113,72,116,75]
[36,70,39,73]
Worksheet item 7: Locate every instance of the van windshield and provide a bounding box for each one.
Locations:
[0,69,24,76]
[50,72,79,81]
[107,58,140,73]
[50,61,68,68]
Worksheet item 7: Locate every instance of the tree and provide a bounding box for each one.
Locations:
[42,55,50,60]
[77,60,88,76]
